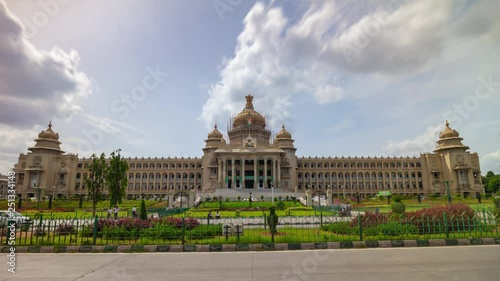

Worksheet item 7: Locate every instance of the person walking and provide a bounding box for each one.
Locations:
[131,207,137,219]
[113,206,119,220]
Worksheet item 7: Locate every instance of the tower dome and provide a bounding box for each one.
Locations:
[439,120,460,139]
[207,124,223,139]
[232,95,266,129]
[37,121,59,140]
[29,121,64,154]
[434,120,469,153]
[276,124,292,139]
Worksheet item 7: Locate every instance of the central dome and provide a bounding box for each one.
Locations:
[233,95,266,129]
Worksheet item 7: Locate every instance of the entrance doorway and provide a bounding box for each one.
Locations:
[245,179,254,189]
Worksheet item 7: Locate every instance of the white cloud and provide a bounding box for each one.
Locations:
[383,124,443,156]
[200,0,499,129]
[0,123,41,173]
[481,151,500,173]
[0,1,92,128]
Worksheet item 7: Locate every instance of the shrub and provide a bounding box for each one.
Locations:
[355,212,389,228]
[142,225,182,240]
[391,202,406,214]
[56,223,76,235]
[164,217,200,230]
[492,204,500,222]
[403,204,477,234]
[186,224,222,239]
[267,207,279,234]
[276,201,286,211]
[80,225,95,237]
[102,226,141,240]
[140,199,147,220]
[321,222,355,234]
[369,221,418,236]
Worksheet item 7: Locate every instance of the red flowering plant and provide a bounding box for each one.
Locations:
[402,204,477,234]
[164,217,200,230]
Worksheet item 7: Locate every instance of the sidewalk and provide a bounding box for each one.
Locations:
[4,237,499,253]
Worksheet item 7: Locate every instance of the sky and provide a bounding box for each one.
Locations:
[0,0,499,175]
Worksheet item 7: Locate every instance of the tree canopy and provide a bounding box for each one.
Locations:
[83,153,107,217]
[106,150,129,208]
[483,171,500,194]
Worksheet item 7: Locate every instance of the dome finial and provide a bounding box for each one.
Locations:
[214,124,217,129]
[445,120,449,128]
[245,95,254,109]
[48,121,52,129]
[282,124,285,129]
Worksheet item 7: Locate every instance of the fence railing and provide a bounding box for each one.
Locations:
[1,211,498,246]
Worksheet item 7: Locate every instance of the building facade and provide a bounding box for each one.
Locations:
[13,96,483,199]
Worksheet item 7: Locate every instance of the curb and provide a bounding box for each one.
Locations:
[3,238,499,253]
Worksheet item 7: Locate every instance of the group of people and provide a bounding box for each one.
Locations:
[106,207,120,220]
[107,206,139,219]
[208,211,220,219]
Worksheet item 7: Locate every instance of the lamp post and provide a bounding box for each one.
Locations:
[33,185,45,210]
[249,192,252,207]
[443,179,453,205]
[115,148,121,208]
[52,186,55,199]
[271,182,274,205]
[179,186,183,208]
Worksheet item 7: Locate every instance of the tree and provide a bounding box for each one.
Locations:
[487,176,500,194]
[84,153,107,217]
[483,171,500,194]
[267,207,279,235]
[106,149,129,208]
[140,199,147,220]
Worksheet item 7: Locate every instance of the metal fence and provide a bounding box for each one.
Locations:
[1,211,498,246]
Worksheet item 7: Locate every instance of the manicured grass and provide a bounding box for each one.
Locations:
[182,209,326,218]
[198,201,300,209]
[12,225,499,246]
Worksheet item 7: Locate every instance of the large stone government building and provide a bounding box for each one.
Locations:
[11,95,483,199]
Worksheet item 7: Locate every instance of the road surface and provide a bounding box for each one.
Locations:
[2,245,498,281]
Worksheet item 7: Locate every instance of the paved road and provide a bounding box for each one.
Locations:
[2,246,498,281]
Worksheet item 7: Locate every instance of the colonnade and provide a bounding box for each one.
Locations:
[217,156,281,188]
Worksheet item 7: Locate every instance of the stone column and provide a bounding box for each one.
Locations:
[241,157,245,188]
[218,159,222,186]
[222,158,226,188]
[264,158,267,187]
[277,158,281,188]
[254,157,258,188]
[305,189,312,207]
[168,192,174,208]
[188,190,195,207]
[326,189,332,206]
[272,158,276,185]
[231,157,235,189]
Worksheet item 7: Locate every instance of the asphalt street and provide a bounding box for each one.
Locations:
[2,245,499,281]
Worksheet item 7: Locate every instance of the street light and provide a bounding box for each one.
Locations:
[52,186,55,199]
[33,185,45,210]
[179,186,183,208]
[442,179,453,204]
[115,148,122,209]
[271,182,275,205]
